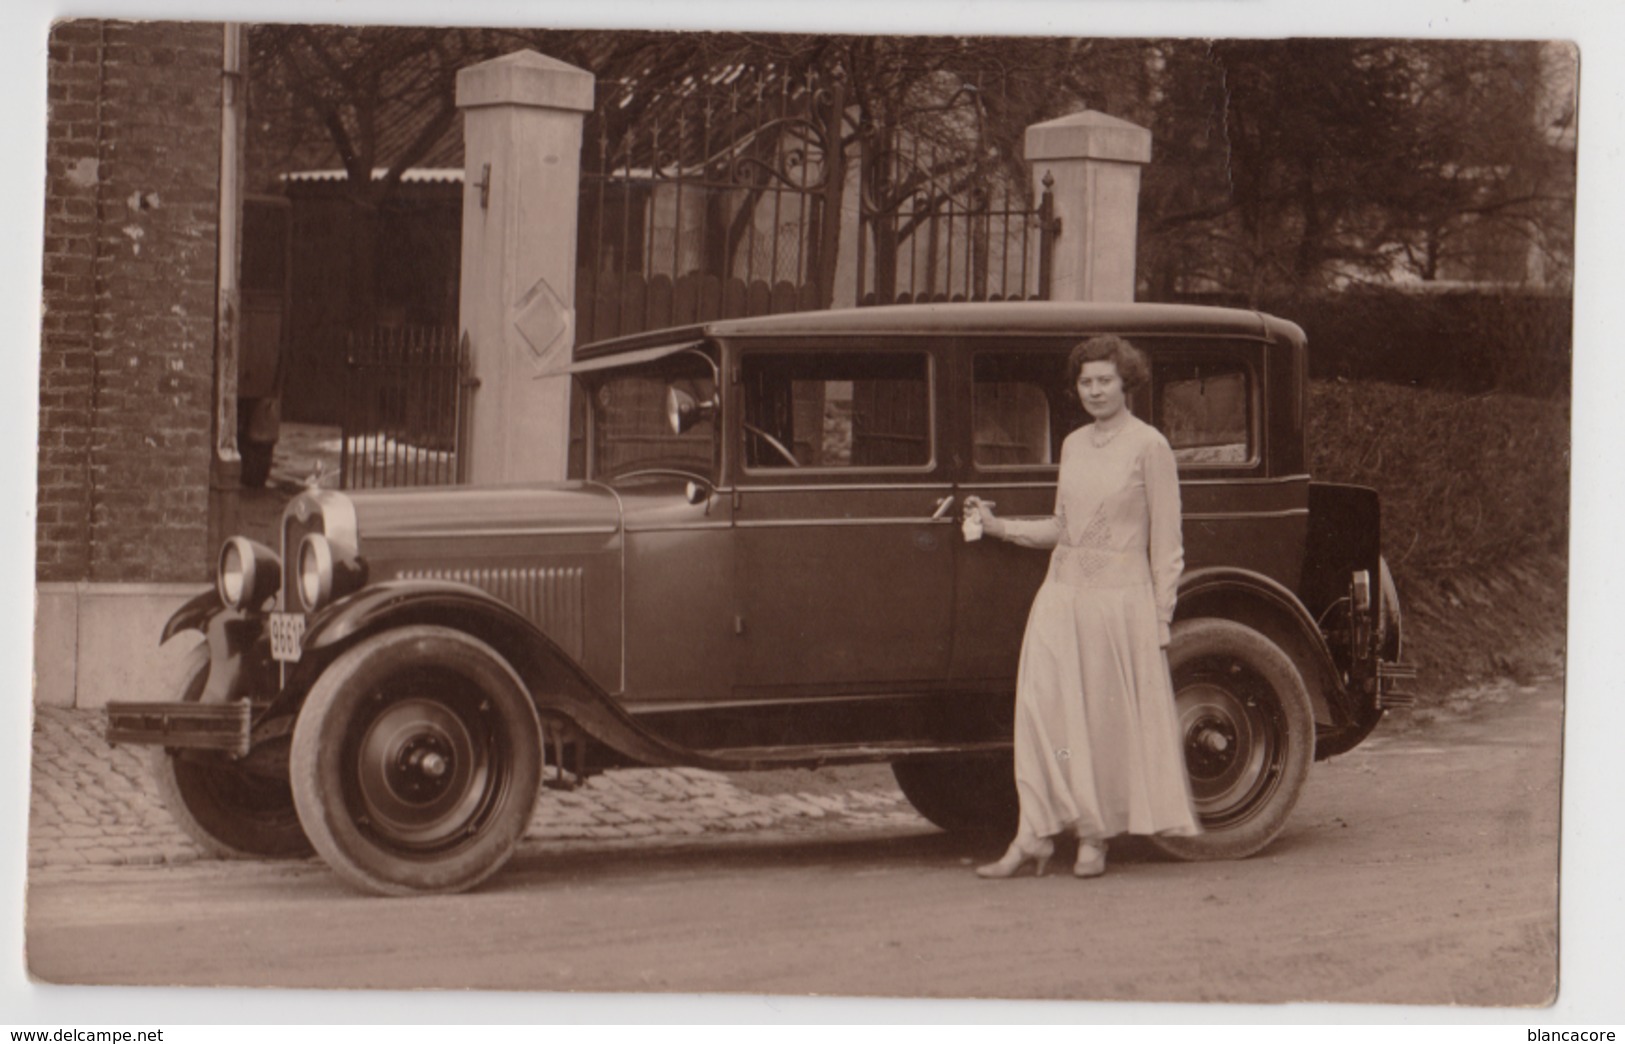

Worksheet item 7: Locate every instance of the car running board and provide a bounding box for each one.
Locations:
[693,739,1011,772]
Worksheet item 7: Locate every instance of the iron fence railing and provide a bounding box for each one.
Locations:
[340,325,469,489]
[577,73,832,346]
[858,169,1058,306]
[575,72,1059,346]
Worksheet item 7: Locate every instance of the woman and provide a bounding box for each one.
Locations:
[966,334,1198,879]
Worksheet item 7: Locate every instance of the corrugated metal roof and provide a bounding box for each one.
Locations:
[281,167,465,185]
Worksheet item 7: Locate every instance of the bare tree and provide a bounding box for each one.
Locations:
[249,28,1576,314]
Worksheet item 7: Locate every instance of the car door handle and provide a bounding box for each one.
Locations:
[930,495,955,520]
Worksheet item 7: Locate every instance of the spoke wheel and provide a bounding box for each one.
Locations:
[1153,618,1314,862]
[150,639,312,860]
[291,626,542,896]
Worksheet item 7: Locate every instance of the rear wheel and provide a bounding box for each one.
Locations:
[149,640,312,859]
[1314,702,1384,760]
[290,626,543,896]
[1152,618,1315,862]
[892,753,1019,835]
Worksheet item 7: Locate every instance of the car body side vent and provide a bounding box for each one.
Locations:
[397,566,586,662]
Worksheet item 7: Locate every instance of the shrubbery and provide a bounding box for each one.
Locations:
[1265,289,1571,398]
[1307,379,1570,692]
[1307,381,1570,579]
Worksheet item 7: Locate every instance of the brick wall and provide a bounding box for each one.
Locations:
[38,20,222,584]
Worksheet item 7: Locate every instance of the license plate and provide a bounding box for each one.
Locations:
[269,611,306,662]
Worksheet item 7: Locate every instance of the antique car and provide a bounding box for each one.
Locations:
[108,302,1414,896]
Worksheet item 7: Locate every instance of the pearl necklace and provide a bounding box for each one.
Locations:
[1089,420,1129,449]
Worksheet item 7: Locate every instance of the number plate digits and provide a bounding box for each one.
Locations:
[269,612,306,663]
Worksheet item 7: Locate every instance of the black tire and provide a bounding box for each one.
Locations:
[149,640,313,860]
[1151,618,1315,862]
[240,440,273,488]
[892,752,1019,835]
[290,626,543,896]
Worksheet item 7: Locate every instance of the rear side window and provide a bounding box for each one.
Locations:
[741,350,932,470]
[973,341,1257,471]
[1155,358,1253,465]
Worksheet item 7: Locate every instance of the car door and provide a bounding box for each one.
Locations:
[730,340,957,696]
[949,339,1084,682]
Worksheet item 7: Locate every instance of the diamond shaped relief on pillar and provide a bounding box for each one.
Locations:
[512,276,573,374]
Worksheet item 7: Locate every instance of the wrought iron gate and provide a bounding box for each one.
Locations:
[575,71,1058,347]
[340,325,471,489]
[858,169,1058,306]
[340,72,1064,486]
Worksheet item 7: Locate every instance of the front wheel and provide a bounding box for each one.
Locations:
[1151,618,1315,862]
[290,626,543,896]
[892,753,1019,835]
[149,640,312,859]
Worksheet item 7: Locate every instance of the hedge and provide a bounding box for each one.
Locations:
[1258,289,1572,398]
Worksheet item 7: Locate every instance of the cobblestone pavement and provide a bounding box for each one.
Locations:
[27,706,924,871]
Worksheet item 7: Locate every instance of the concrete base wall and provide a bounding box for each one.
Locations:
[34,582,210,709]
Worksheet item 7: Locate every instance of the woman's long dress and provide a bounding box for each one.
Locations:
[998,415,1200,842]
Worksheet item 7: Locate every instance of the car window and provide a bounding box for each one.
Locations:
[1156,358,1252,465]
[741,350,932,469]
[972,351,1074,467]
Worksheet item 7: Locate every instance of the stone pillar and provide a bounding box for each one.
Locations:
[1024,111,1152,303]
[456,51,594,484]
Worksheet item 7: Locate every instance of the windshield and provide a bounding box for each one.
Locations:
[585,347,718,483]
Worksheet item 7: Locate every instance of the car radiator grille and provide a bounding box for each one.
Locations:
[395,566,586,662]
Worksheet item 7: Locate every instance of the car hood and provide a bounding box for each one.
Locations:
[343,481,623,543]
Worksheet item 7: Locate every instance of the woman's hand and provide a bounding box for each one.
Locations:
[963,496,1003,539]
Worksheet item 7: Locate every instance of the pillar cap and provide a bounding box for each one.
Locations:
[457,50,595,112]
[1025,110,1152,165]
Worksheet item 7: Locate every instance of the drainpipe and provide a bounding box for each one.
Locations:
[214,22,245,489]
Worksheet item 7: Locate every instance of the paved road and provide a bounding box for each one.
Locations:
[27,705,920,870]
[24,676,1561,1006]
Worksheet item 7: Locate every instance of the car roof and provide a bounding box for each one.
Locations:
[573,301,1304,361]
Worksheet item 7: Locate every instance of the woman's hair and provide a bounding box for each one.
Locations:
[1065,334,1150,395]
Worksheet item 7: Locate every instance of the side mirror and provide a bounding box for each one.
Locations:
[665,386,717,436]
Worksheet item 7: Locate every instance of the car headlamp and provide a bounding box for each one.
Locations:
[297,533,336,611]
[217,537,281,610]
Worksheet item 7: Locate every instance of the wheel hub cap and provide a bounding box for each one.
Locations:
[355,696,491,847]
[1175,675,1278,826]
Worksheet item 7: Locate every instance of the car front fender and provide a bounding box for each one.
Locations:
[291,579,726,772]
[161,587,223,643]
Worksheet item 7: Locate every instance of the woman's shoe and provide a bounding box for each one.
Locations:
[1073,839,1108,879]
[976,837,1054,879]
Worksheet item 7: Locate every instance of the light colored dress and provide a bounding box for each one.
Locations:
[998,414,1200,843]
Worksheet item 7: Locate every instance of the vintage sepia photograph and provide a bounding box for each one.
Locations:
[6,0,1608,1023]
